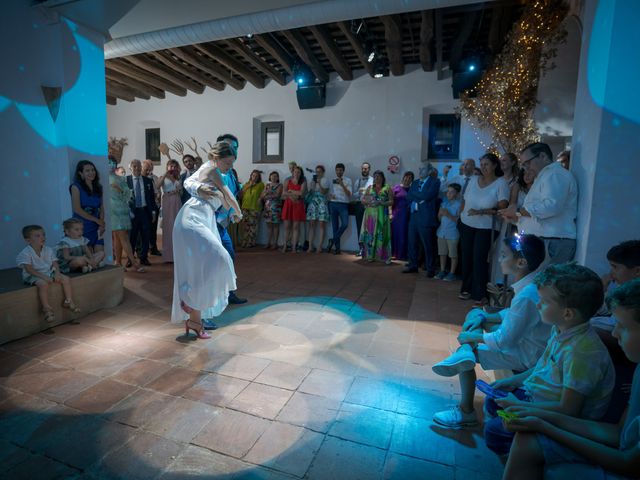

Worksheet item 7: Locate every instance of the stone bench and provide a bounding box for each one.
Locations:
[0,265,124,345]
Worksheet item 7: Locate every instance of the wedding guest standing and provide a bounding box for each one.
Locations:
[239,170,265,248]
[391,171,414,261]
[306,165,330,253]
[142,159,162,256]
[327,163,352,255]
[70,160,105,256]
[360,171,393,263]
[352,162,374,256]
[459,153,510,305]
[281,166,306,253]
[126,159,157,267]
[261,171,283,249]
[157,160,183,262]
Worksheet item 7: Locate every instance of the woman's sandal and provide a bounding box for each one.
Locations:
[62,300,81,313]
[43,308,55,323]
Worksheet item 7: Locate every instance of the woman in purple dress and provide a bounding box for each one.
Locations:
[391,171,414,260]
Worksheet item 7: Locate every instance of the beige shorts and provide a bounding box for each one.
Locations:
[437,237,459,257]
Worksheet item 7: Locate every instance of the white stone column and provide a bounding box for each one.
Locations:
[571,0,640,273]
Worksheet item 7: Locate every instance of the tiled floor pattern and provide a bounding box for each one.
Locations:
[0,248,503,479]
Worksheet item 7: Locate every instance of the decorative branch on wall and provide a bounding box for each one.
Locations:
[457,0,568,153]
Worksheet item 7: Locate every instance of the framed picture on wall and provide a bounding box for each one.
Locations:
[145,128,161,164]
[427,114,460,160]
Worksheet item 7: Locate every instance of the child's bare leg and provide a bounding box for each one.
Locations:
[57,274,74,302]
[36,281,52,310]
[503,433,545,480]
[439,254,447,272]
[68,257,89,271]
[450,256,458,274]
[113,232,122,265]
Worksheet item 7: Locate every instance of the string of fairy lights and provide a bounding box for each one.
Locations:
[458,0,568,154]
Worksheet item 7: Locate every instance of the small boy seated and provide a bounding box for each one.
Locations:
[501,278,640,480]
[483,263,615,455]
[56,218,105,274]
[435,183,462,281]
[432,234,550,428]
[17,225,81,323]
[591,240,640,332]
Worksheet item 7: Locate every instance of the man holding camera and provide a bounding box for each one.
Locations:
[327,163,352,255]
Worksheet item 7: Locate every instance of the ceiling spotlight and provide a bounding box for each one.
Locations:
[293,61,314,88]
[468,64,476,72]
[246,33,253,39]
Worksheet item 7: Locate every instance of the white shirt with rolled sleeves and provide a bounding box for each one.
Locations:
[329,176,353,203]
[482,270,551,369]
[352,176,373,201]
[522,162,578,239]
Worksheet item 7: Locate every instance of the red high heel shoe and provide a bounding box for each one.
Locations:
[184,320,211,339]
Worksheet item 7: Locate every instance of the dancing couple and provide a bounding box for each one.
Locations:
[170,141,242,338]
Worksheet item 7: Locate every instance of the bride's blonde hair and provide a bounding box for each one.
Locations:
[207,141,236,160]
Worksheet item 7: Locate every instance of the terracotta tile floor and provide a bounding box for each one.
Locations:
[0,248,503,479]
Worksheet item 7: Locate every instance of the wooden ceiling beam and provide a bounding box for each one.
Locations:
[281,29,329,83]
[105,67,165,99]
[193,43,265,89]
[224,38,287,86]
[336,21,374,77]
[168,47,245,90]
[106,95,117,105]
[124,55,205,94]
[149,51,225,91]
[420,11,435,71]
[380,15,405,76]
[107,59,187,97]
[448,11,479,72]
[253,33,295,75]
[105,81,138,102]
[308,24,353,81]
[435,8,446,80]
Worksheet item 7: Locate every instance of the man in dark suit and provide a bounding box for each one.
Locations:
[127,159,157,266]
[403,162,441,277]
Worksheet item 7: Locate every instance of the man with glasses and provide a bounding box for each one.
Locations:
[500,142,578,264]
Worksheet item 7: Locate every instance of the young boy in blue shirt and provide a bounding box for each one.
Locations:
[435,183,462,281]
[502,278,640,480]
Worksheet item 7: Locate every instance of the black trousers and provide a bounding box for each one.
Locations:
[149,207,160,250]
[130,207,151,261]
[460,223,494,301]
[407,215,436,273]
[352,203,365,243]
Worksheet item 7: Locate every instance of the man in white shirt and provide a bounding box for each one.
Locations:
[500,142,578,264]
[351,162,373,256]
[327,163,353,255]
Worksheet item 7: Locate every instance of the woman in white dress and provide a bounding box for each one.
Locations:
[171,142,242,339]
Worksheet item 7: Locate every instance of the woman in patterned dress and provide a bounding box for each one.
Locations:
[306,165,330,253]
[360,170,393,264]
[239,170,265,248]
[260,171,283,249]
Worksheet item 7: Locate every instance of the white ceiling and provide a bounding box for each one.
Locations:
[108,0,320,39]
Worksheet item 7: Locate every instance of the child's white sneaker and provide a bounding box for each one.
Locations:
[433,406,479,428]
[432,348,476,377]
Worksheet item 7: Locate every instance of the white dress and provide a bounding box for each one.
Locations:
[171,193,237,323]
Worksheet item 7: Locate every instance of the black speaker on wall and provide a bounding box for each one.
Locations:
[452,70,483,99]
[296,84,326,109]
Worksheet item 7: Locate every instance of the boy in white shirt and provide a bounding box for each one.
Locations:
[17,225,80,323]
[432,234,550,428]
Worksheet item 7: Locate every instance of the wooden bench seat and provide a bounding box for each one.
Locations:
[0,266,124,345]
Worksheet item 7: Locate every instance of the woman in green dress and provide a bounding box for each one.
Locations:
[108,157,144,272]
[359,170,393,264]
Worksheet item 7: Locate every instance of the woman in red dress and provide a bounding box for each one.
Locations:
[281,166,307,253]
